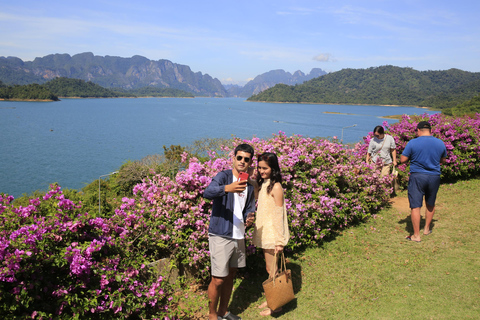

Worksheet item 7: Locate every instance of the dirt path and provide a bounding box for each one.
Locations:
[390,196,411,214]
[391,195,444,214]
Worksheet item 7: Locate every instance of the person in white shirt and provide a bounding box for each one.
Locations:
[203,144,256,320]
[366,125,397,177]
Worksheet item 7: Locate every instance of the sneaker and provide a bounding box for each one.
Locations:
[221,312,242,320]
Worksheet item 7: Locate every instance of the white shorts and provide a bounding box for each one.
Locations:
[209,234,246,277]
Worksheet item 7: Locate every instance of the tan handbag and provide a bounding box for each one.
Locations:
[262,252,295,310]
[392,166,400,193]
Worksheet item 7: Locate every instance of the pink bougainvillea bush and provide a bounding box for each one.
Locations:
[0,132,396,319]
[0,185,175,319]
[118,114,480,281]
[124,132,394,280]
[2,113,478,318]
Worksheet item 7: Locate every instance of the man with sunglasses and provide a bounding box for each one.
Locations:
[401,121,447,242]
[204,143,256,320]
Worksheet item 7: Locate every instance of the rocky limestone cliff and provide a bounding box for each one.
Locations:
[0,53,227,97]
[227,68,327,97]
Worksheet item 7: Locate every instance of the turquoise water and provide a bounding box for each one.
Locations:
[1,97,438,197]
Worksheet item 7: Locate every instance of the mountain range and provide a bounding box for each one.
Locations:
[0,53,326,97]
[226,68,327,97]
[248,65,480,110]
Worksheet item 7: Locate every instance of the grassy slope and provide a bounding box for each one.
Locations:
[180,178,480,319]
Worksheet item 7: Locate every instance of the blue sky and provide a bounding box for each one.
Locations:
[1,0,479,85]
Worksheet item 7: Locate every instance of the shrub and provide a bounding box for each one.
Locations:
[118,132,393,281]
[0,185,175,319]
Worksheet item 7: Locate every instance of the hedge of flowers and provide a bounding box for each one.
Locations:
[124,132,394,280]
[0,185,175,319]
[1,113,479,318]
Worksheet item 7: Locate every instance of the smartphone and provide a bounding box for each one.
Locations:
[238,172,249,181]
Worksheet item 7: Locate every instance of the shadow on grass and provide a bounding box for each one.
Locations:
[228,255,303,317]
[202,217,385,317]
[398,214,436,234]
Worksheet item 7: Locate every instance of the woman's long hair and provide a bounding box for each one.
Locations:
[257,152,282,194]
[373,125,385,135]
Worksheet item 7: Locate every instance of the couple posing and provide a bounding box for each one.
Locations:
[203,144,290,320]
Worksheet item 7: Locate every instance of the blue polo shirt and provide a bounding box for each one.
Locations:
[402,136,447,175]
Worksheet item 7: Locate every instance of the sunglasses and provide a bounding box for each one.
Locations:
[236,155,251,163]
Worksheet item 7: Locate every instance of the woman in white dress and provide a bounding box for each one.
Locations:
[252,152,290,316]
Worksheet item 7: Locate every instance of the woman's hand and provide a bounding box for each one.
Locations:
[274,245,284,253]
[245,212,255,227]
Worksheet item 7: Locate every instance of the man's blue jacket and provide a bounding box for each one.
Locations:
[203,169,255,237]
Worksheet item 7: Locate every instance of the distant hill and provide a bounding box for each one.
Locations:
[247,65,480,109]
[0,53,329,98]
[0,83,59,101]
[0,53,227,97]
[44,77,193,98]
[0,77,195,100]
[227,68,327,97]
[44,77,126,98]
[443,94,480,116]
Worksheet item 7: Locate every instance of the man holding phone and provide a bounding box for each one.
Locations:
[204,143,255,320]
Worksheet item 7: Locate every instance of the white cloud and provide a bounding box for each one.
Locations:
[313,53,335,62]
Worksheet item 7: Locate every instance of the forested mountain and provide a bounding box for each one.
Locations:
[44,78,126,98]
[420,79,480,109]
[0,77,194,100]
[444,94,480,116]
[227,68,327,97]
[3,53,478,107]
[0,53,227,97]
[248,66,480,109]
[0,83,59,101]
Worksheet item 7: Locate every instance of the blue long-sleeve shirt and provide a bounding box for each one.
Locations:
[203,169,255,238]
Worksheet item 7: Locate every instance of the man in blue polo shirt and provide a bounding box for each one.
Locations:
[401,121,447,242]
[204,143,256,320]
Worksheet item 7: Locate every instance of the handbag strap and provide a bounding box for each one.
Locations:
[372,134,388,158]
[271,252,287,285]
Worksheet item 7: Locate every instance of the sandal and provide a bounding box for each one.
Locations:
[405,235,421,242]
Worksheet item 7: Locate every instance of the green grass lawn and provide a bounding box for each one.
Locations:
[180,178,480,319]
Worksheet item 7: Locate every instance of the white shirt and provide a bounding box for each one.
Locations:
[368,134,396,164]
[231,175,247,239]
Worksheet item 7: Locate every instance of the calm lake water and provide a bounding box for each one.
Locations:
[1,97,438,198]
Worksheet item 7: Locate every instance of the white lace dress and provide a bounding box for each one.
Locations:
[252,180,290,249]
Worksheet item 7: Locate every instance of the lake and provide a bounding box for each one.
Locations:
[1,97,438,198]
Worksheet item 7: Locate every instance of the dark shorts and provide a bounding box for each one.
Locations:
[408,173,441,208]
